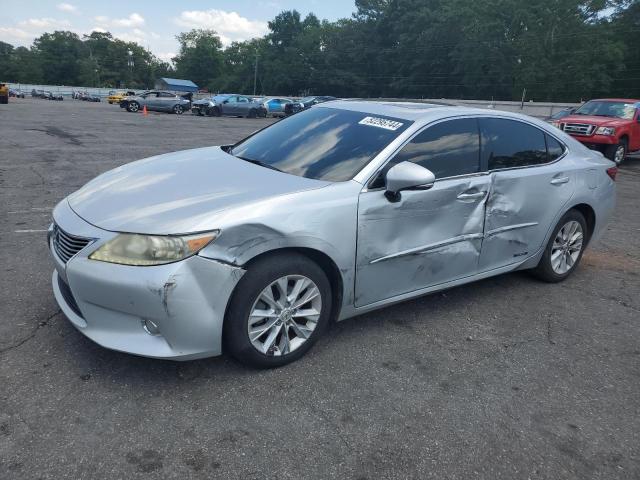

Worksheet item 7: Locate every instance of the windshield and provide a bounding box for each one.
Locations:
[211,95,231,102]
[574,101,637,119]
[230,107,412,181]
[299,96,316,104]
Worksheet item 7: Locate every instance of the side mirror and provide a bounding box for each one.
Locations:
[385,161,435,202]
[223,100,229,104]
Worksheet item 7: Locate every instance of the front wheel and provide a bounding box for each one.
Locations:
[605,139,627,165]
[531,210,587,283]
[126,101,139,113]
[223,253,332,368]
[173,104,184,115]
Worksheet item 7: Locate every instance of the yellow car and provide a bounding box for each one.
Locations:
[107,90,136,104]
[0,83,8,104]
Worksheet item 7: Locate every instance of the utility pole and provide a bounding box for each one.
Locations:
[253,50,259,96]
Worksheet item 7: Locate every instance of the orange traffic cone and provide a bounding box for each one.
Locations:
[143,105,148,116]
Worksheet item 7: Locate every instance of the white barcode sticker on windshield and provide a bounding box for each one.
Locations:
[358,116,404,131]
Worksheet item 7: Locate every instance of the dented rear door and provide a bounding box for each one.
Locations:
[477,117,575,272]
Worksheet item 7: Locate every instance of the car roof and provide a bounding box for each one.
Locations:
[589,98,640,103]
[318,100,560,127]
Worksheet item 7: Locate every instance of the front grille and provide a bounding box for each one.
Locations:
[561,123,595,136]
[52,224,92,263]
[57,274,83,318]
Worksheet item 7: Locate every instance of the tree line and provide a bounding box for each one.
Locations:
[1,0,638,102]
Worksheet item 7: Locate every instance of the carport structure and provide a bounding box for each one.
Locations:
[154,77,199,93]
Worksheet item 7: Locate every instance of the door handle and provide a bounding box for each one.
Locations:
[457,191,486,201]
[550,176,570,185]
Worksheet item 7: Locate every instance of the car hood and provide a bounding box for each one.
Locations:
[560,115,631,127]
[67,146,330,234]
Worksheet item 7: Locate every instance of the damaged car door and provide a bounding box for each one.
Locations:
[478,117,575,272]
[356,118,489,307]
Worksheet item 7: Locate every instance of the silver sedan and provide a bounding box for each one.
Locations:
[49,101,616,367]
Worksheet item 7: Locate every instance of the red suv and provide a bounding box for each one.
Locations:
[553,98,640,164]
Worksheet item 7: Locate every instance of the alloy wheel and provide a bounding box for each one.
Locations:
[614,145,625,165]
[550,220,584,274]
[247,275,322,356]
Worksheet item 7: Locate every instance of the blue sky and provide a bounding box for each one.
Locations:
[0,1,357,61]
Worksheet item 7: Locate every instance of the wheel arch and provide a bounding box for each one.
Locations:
[568,202,596,245]
[229,247,345,324]
[618,133,629,146]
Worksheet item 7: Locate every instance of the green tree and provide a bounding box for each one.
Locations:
[173,29,224,89]
[32,31,84,85]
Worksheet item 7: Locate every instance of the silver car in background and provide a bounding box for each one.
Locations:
[121,90,191,114]
[49,101,616,367]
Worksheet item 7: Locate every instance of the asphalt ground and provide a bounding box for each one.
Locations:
[1,97,639,480]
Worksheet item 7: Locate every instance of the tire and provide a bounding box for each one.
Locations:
[173,104,184,115]
[223,252,332,368]
[248,108,257,118]
[127,101,139,113]
[211,106,221,117]
[531,209,588,283]
[604,139,627,165]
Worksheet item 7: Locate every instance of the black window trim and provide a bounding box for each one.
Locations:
[364,114,569,191]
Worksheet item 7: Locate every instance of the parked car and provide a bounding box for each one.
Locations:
[31,89,46,98]
[9,89,26,98]
[107,90,136,104]
[545,107,576,123]
[191,94,267,117]
[262,97,293,117]
[120,90,191,114]
[284,96,337,116]
[44,91,64,101]
[552,98,640,164]
[48,101,616,367]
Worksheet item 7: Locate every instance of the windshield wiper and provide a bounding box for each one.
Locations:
[235,156,283,173]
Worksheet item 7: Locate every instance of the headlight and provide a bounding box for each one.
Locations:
[89,231,219,266]
[595,126,616,136]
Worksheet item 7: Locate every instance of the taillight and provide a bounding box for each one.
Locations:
[606,166,618,181]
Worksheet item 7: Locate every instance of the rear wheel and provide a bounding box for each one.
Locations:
[605,139,627,165]
[532,210,587,283]
[126,101,139,113]
[223,253,332,368]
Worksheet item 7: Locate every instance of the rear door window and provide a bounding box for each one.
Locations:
[480,118,548,169]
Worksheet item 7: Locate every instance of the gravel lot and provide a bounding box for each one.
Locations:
[1,98,639,480]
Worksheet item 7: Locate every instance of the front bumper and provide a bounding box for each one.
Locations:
[50,200,245,360]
